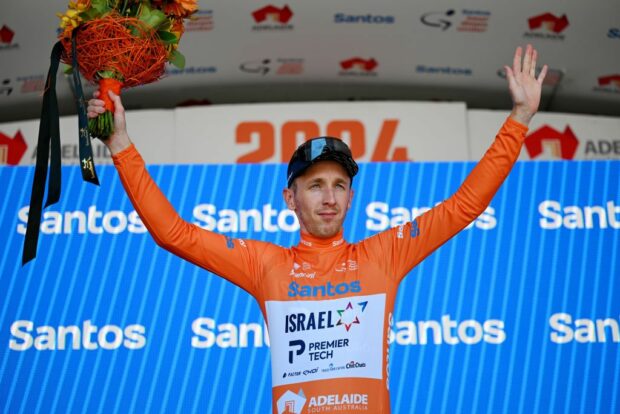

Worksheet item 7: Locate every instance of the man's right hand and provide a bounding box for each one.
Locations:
[87,90,132,155]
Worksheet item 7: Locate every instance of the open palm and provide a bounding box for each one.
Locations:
[505,44,548,125]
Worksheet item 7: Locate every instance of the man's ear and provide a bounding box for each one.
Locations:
[282,187,295,210]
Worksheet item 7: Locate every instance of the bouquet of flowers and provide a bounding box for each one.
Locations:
[57,0,197,138]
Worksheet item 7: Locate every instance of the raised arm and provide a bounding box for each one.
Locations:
[87,93,266,296]
[370,45,547,281]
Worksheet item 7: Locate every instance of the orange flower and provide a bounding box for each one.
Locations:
[57,0,89,37]
[170,18,185,39]
[164,0,197,18]
[74,0,91,8]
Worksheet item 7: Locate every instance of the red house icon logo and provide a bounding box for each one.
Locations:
[528,13,569,33]
[524,125,579,160]
[0,130,28,165]
[598,74,620,88]
[1,25,15,44]
[252,5,293,24]
[340,57,378,72]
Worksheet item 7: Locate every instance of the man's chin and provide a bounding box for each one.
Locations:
[315,225,341,239]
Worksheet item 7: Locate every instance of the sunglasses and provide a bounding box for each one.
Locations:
[295,137,354,162]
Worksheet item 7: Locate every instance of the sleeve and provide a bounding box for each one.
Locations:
[112,144,268,296]
[364,117,528,282]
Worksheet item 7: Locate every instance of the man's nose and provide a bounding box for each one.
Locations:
[322,188,336,205]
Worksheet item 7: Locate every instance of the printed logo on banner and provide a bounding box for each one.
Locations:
[277,389,306,414]
[416,65,472,76]
[17,75,45,93]
[252,4,294,31]
[524,12,569,40]
[420,9,490,32]
[1,76,45,97]
[0,78,12,96]
[186,9,214,32]
[240,58,304,76]
[593,74,620,95]
[235,119,408,163]
[339,57,378,77]
[165,66,217,76]
[608,28,620,39]
[9,320,147,351]
[524,125,579,160]
[0,130,27,165]
[526,124,620,160]
[0,25,19,50]
[334,13,395,25]
[538,201,620,230]
[27,141,110,164]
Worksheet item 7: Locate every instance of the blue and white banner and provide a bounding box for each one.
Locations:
[1,160,619,413]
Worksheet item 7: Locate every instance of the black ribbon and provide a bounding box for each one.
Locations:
[71,33,100,186]
[22,36,99,265]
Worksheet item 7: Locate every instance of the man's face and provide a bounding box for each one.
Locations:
[283,161,354,239]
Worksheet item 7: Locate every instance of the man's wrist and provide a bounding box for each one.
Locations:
[509,108,534,127]
[105,132,132,156]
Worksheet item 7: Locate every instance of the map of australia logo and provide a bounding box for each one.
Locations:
[524,125,579,160]
[0,130,27,165]
[524,12,569,40]
[252,4,294,30]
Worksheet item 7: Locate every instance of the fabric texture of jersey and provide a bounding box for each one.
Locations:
[112,117,528,414]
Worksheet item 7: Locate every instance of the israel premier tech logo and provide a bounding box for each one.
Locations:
[277,389,306,414]
[524,12,569,40]
[285,301,367,334]
[252,4,294,31]
[0,130,27,165]
[524,125,579,160]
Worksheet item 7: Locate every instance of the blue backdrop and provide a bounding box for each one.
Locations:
[1,160,619,414]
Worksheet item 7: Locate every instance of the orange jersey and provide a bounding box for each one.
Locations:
[112,117,527,414]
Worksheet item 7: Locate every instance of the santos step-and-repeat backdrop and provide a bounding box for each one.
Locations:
[1,158,619,413]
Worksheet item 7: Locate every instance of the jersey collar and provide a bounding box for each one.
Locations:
[298,229,346,249]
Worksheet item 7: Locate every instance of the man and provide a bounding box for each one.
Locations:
[88,45,546,413]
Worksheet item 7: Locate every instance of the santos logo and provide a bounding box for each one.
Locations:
[334,13,395,24]
[550,313,619,344]
[390,315,505,345]
[538,200,620,229]
[366,201,496,231]
[9,320,146,351]
[288,281,362,298]
[17,205,146,235]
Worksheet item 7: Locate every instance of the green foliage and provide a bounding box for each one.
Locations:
[168,50,186,69]
[138,6,167,30]
[157,31,178,44]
